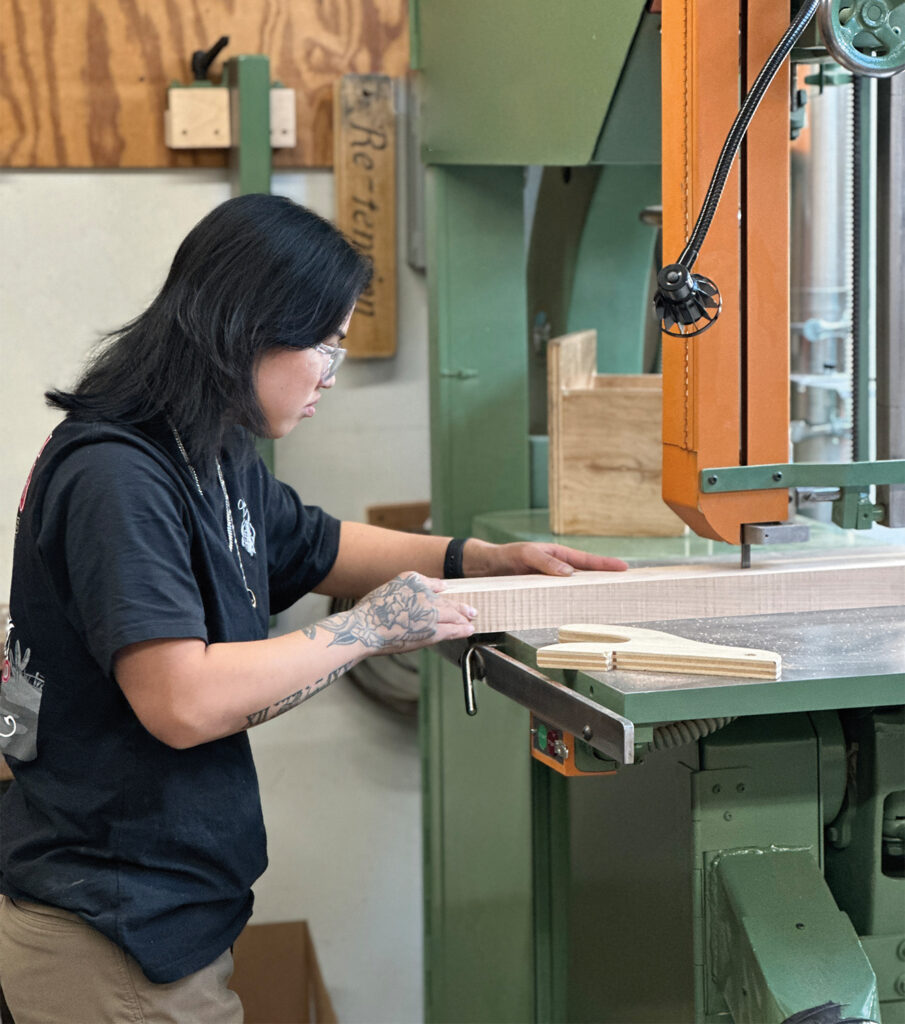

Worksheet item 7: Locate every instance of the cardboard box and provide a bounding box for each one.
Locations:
[231,921,337,1024]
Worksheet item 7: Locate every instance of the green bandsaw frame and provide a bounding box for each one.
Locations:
[411,1,644,166]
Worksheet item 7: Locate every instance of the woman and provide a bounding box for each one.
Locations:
[0,194,625,1023]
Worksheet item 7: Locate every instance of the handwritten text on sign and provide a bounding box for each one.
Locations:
[334,75,397,358]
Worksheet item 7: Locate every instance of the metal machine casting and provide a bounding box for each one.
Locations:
[411,1,905,1021]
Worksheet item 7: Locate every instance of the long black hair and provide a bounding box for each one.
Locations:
[47,194,372,467]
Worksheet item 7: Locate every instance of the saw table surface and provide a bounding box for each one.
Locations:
[505,605,904,726]
[473,510,905,563]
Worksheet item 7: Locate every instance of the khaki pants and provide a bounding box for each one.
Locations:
[0,896,243,1024]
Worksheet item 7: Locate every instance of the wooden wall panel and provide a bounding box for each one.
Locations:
[0,0,408,168]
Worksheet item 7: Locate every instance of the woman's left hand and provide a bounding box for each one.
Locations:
[463,539,628,578]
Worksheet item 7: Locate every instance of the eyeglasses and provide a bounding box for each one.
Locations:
[312,342,347,383]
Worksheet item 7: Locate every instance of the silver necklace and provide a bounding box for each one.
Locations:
[171,427,257,608]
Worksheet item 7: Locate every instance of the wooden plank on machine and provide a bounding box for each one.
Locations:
[443,553,905,633]
[334,74,397,359]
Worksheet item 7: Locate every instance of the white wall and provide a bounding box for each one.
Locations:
[0,166,428,1023]
[0,169,227,594]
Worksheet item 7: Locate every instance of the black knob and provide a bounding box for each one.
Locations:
[191,36,229,82]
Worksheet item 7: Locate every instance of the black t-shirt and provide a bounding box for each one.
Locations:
[0,417,340,983]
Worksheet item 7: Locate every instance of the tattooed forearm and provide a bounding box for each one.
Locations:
[244,660,357,728]
[243,574,442,729]
[319,574,437,651]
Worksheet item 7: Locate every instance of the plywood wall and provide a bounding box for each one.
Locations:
[0,0,408,168]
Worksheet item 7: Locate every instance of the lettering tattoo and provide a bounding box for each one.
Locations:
[244,660,356,729]
[318,574,437,652]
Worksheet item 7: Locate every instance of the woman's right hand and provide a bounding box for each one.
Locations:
[319,572,477,655]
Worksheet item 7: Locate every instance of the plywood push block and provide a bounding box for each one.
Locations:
[537,624,781,680]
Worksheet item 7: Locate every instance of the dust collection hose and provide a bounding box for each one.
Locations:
[654,0,821,337]
[650,717,736,750]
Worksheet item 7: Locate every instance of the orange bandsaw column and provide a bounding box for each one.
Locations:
[661,0,791,543]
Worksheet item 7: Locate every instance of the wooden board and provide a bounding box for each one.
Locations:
[537,624,781,679]
[443,552,905,634]
[334,74,397,358]
[548,331,685,537]
[0,0,408,168]
[547,329,594,536]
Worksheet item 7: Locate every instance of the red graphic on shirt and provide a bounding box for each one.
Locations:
[19,434,53,513]
[2,618,11,690]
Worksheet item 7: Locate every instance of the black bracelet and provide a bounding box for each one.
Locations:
[443,538,467,579]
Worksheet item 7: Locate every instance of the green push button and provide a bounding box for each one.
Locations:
[537,724,548,750]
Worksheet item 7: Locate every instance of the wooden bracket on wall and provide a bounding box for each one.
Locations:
[164,87,297,150]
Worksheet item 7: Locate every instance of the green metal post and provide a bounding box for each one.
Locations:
[225,55,272,196]
[224,55,273,472]
[422,164,533,1023]
[426,165,530,537]
[531,763,571,1023]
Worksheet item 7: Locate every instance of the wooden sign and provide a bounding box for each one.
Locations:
[333,74,397,358]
